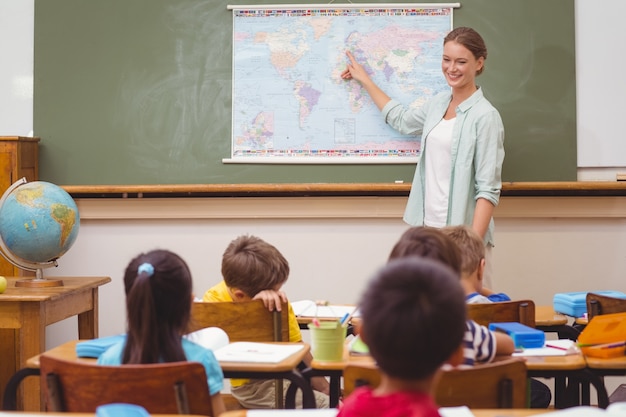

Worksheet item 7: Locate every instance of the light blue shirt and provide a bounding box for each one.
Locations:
[382,87,504,246]
[97,335,224,396]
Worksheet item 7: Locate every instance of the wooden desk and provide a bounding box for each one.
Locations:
[0,276,111,411]
[11,339,316,409]
[522,354,608,409]
[299,305,574,335]
[220,409,542,416]
[584,354,626,407]
[306,347,602,410]
[535,306,580,340]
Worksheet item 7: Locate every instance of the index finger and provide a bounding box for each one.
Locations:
[346,50,357,64]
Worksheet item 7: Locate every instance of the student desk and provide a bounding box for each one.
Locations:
[584,355,626,405]
[534,306,580,340]
[298,305,572,331]
[0,276,111,411]
[304,349,608,410]
[4,339,316,410]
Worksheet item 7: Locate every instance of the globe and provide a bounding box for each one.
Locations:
[0,178,79,281]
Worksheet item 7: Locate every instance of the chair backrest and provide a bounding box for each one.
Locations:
[586,292,626,320]
[187,300,289,409]
[343,362,381,397]
[435,358,528,408]
[467,300,536,327]
[39,355,214,415]
[343,358,527,409]
[187,300,289,342]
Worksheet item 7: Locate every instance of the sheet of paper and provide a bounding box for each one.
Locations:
[214,342,304,363]
[438,406,475,417]
[292,300,358,318]
[512,339,581,357]
[530,405,608,416]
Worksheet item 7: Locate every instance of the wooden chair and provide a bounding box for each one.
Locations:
[343,362,381,397]
[187,300,289,342]
[586,292,626,320]
[467,299,536,327]
[343,357,528,409]
[187,300,289,409]
[39,355,214,415]
[436,358,528,408]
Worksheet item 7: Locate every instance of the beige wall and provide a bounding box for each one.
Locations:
[45,195,626,346]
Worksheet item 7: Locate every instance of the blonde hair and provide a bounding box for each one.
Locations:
[441,225,485,275]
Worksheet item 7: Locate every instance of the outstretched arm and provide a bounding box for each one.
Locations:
[341,51,392,111]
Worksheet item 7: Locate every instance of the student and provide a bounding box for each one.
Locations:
[441,225,510,303]
[341,27,504,290]
[390,226,551,408]
[388,227,514,365]
[98,249,226,416]
[202,234,330,409]
[338,257,467,417]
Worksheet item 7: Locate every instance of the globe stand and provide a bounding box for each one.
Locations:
[14,266,64,288]
[0,177,75,288]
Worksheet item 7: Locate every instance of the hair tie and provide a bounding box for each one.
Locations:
[138,262,155,277]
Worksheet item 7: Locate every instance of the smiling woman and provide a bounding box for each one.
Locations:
[341,26,504,289]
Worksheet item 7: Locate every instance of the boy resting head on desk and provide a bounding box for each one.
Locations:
[338,257,467,417]
[202,234,330,409]
[441,225,511,303]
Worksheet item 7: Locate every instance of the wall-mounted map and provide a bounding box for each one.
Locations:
[230,5,454,163]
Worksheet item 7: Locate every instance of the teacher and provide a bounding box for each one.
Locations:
[341,26,504,286]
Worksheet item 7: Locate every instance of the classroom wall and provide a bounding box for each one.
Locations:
[43,195,626,341]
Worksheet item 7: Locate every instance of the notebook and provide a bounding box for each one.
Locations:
[214,342,305,363]
[292,300,358,319]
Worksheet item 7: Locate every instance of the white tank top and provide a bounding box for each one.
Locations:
[424,117,455,228]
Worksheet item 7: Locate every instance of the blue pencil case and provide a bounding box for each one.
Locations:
[488,322,545,349]
[76,334,126,358]
[553,291,626,318]
[96,404,150,417]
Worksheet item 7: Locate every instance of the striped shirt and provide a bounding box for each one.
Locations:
[463,319,496,366]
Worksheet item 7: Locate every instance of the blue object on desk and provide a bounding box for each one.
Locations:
[76,334,126,358]
[96,403,150,417]
[553,291,626,318]
[488,322,546,349]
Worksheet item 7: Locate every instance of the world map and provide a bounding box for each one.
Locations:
[231,7,453,161]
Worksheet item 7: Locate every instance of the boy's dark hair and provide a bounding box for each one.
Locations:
[359,257,466,380]
[221,235,289,297]
[388,226,462,274]
[123,249,193,364]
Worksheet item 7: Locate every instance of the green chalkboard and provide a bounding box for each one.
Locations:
[34,0,576,185]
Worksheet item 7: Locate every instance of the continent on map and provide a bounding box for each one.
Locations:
[235,112,275,149]
[293,81,321,128]
[254,27,310,78]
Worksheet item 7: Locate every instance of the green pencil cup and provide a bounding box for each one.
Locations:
[307,320,347,362]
